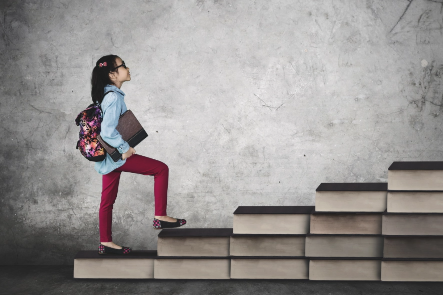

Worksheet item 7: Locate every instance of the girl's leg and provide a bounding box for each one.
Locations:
[99,169,122,242]
[114,154,168,216]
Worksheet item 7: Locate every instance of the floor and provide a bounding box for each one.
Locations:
[1,266,443,295]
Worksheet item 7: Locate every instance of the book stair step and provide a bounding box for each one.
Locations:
[157,228,232,256]
[154,256,230,279]
[233,206,314,234]
[387,190,443,213]
[74,250,157,279]
[155,228,232,279]
[230,234,306,256]
[384,236,443,258]
[310,212,383,235]
[305,234,383,258]
[382,213,443,235]
[315,183,387,212]
[388,161,443,190]
[309,258,381,281]
[230,257,308,279]
[381,258,443,281]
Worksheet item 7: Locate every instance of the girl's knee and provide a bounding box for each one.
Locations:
[161,162,169,172]
[154,161,168,173]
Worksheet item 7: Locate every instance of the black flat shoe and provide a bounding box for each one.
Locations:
[153,217,187,230]
[98,244,132,255]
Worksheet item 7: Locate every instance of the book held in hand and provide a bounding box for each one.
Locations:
[97,110,148,162]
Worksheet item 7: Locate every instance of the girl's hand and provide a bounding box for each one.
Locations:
[121,147,136,160]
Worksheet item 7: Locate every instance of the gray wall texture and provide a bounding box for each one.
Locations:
[1,0,443,265]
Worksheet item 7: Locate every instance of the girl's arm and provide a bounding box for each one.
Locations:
[100,92,130,155]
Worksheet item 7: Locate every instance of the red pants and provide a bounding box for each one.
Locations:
[99,154,169,242]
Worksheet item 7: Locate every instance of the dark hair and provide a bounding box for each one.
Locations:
[91,54,119,104]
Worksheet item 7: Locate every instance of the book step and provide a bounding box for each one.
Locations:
[233,206,314,234]
[157,228,232,256]
[231,234,306,257]
[306,234,383,258]
[382,258,443,281]
[74,251,231,279]
[158,228,307,257]
[384,236,443,258]
[310,212,383,235]
[73,251,443,281]
[315,183,387,212]
[309,258,381,281]
[154,256,230,279]
[157,256,309,280]
[74,250,157,279]
[388,161,443,191]
[387,191,443,213]
[382,213,443,235]
[230,257,308,279]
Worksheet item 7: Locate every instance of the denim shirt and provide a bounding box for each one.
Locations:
[94,84,130,175]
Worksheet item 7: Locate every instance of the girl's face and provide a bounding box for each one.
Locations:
[109,57,131,88]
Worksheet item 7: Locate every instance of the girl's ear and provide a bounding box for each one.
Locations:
[109,71,116,82]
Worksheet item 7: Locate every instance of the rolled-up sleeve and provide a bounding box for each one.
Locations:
[100,92,130,154]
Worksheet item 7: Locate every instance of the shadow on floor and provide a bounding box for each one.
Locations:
[1,266,443,295]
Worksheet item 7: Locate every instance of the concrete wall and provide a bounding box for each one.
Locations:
[1,0,443,265]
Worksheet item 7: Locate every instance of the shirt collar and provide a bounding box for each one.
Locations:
[104,84,125,97]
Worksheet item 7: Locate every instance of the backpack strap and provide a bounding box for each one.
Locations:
[95,90,114,109]
[96,90,114,105]
[103,90,114,97]
[98,90,123,116]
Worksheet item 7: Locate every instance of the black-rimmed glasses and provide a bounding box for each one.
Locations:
[113,61,127,71]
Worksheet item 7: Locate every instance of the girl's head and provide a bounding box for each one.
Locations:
[91,55,131,104]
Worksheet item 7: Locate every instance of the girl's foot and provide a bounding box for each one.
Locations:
[154,215,177,222]
[100,241,122,249]
[153,216,187,230]
[98,244,131,255]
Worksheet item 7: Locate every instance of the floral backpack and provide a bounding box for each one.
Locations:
[75,91,113,162]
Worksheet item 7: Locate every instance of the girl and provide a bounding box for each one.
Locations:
[91,55,187,255]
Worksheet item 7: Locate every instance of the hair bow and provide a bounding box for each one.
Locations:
[99,62,107,67]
